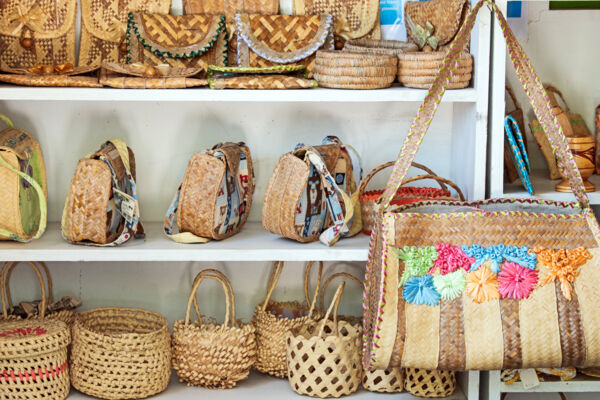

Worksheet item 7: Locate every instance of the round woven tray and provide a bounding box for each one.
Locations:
[316,50,398,68]
[314,64,398,77]
[344,38,418,56]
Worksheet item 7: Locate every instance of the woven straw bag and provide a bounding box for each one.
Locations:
[100,62,207,88]
[234,13,334,77]
[404,0,469,51]
[0,0,76,72]
[62,139,143,246]
[252,261,323,378]
[0,317,71,400]
[173,269,256,388]
[207,65,317,89]
[164,142,254,243]
[359,161,464,235]
[71,307,171,399]
[363,0,600,372]
[127,13,228,71]
[79,0,171,67]
[262,136,362,246]
[0,261,79,327]
[344,38,418,56]
[287,282,362,398]
[397,51,473,88]
[0,115,47,242]
[404,368,456,398]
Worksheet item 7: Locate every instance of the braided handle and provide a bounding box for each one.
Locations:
[358,161,447,198]
[0,262,47,319]
[379,0,590,209]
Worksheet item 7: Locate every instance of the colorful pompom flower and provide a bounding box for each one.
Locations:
[497,262,539,300]
[392,246,438,286]
[430,243,474,274]
[433,270,466,301]
[402,275,441,306]
[465,264,499,303]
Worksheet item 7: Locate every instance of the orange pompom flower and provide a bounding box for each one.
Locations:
[465,264,499,303]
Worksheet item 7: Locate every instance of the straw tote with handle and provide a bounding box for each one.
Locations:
[363,0,600,372]
[359,161,465,235]
[172,269,256,388]
[252,261,323,378]
[0,114,47,242]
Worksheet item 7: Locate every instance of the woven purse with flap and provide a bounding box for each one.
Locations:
[0,0,77,71]
[127,12,228,71]
[62,139,142,246]
[262,136,362,246]
[0,114,47,243]
[165,142,254,243]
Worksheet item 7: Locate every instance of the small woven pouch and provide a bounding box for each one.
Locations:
[207,65,317,89]
[100,62,207,88]
[0,63,101,87]
[62,139,143,246]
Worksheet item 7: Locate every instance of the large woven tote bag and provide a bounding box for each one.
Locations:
[362,0,600,372]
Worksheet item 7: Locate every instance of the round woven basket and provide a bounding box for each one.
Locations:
[0,261,77,327]
[359,161,465,235]
[397,52,473,88]
[344,38,418,56]
[404,368,456,398]
[252,261,323,378]
[173,269,256,389]
[71,307,171,400]
[286,282,362,398]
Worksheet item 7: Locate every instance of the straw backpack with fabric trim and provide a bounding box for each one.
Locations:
[363,0,600,372]
[262,136,362,246]
[164,142,254,243]
[0,114,47,242]
[62,139,143,246]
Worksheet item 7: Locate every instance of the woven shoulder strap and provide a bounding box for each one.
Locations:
[379,0,590,210]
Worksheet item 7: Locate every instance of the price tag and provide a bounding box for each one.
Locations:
[113,188,139,225]
[518,369,540,389]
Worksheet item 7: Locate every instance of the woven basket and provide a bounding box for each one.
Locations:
[0,261,77,327]
[404,368,456,398]
[286,282,362,398]
[0,318,71,400]
[251,261,323,378]
[71,307,171,400]
[173,269,256,389]
[359,161,464,235]
[344,38,418,56]
[397,51,473,88]
[314,50,397,89]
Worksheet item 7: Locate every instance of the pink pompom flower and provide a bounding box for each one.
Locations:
[498,262,539,300]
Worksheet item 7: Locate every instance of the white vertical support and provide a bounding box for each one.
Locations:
[451,2,491,200]
[488,0,508,198]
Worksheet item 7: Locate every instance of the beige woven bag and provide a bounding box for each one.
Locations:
[252,261,323,378]
[164,142,254,243]
[173,269,256,388]
[0,0,77,71]
[62,139,143,246]
[286,281,362,398]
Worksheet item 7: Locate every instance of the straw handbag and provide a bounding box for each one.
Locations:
[172,269,256,388]
[359,161,464,235]
[287,282,362,398]
[0,261,80,326]
[100,62,208,88]
[79,0,171,66]
[164,142,254,243]
[127,12,228,71]
[363,0,600,372]
[234,13,334,77]
[0,0,76,71]
[71,307,171,399]
[404,0,469,51]
[262,136,362,246]
[0,115,47,242]
[207,65,316,89]
[62,139,143,246]
[0,318,71,400]
[252,261,323,378]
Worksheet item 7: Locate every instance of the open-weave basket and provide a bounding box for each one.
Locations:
[0,318,71,400]
[404,368,456,398]
[173,269,256,389]
[315,50,397,89]
[71,307,171,400]
[359,161,464,235]
[344,38,418,56]
[397,51,472,88]
[252,261,323,378]
[0,261,78,327]
[287,282,362,398]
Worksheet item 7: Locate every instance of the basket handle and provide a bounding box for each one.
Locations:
[317,281,345,338]
[0,261,47,319]
[378,0,590,210]
[358,161,447,198]
[191,268,236,327]
[4,261,54,308]
[401,174,466,201]
[544,84,571,113]
[185,269,235,328]
[319,272,362,312]
[505,84,521,115]
[0,114,14,129]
